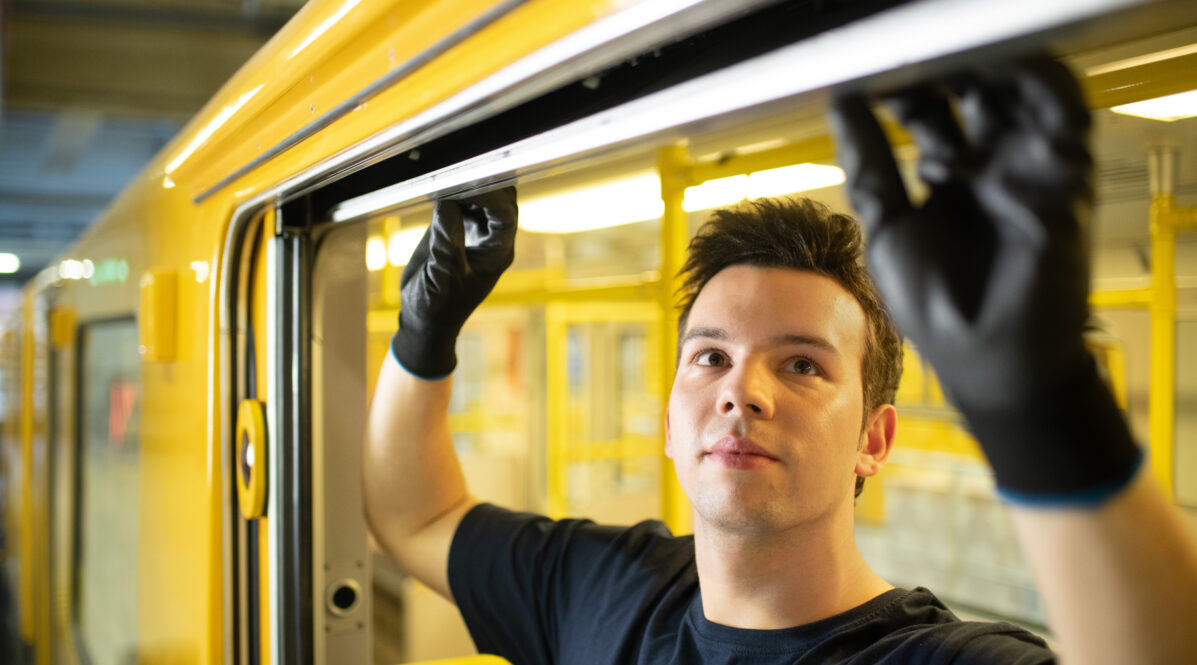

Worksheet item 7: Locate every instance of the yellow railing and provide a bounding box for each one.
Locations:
[1089,149,1197,498]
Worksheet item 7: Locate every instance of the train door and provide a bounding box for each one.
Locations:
[45,303,77,665]
[18,293,50,665]
[0,292,74,665]
[227,205,371,665]
[71,314,142,665]
[544,301,664,522]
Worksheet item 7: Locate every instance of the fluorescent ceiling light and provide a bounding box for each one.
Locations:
[0,253,19,274]
[58,259,93,281]
[520,171,663,233]
[684,174,749,212]
[685,164,844,211]
[365,236,387,271]
[519,163,845,234]
[1110,89,1197,122]
[684,162,852,211]
[746,163,845,198]
[388,226,428,267]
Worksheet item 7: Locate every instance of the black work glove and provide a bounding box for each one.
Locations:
[391,187,517,379]
[828,56,1141,504]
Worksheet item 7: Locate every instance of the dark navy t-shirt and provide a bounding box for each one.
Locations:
[448,503,1054,664]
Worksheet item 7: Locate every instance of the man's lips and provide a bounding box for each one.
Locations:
[704,436,778,469]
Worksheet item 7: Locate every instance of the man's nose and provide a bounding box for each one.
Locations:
[718,361,774,419]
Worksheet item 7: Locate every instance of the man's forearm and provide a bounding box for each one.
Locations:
[1009,468,1197,665]
[366,189,516,599]
[363,352,475,593]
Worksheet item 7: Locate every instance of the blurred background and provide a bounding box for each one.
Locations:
[0,0,305,306]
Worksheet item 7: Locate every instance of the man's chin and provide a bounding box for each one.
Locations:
[692,495,787,535]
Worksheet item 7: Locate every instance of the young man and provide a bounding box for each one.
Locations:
[364,57,1197,664]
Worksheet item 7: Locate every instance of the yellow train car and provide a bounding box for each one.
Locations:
[2,0,1197,664]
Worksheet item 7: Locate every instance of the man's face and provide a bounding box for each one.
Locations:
[666,265,874,535]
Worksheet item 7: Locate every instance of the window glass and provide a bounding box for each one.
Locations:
[75,319,140,665]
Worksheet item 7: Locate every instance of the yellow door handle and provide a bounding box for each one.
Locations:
[236,398,268,519]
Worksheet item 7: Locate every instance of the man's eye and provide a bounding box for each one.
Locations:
[785,357,819,375]
[695,350,729,367]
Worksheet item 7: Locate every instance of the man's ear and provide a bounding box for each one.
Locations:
[664,407,674,459]
[856,404,896,478]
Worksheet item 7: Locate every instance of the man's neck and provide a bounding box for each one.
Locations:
[692,507,893,630]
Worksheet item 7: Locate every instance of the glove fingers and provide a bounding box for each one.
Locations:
[401,224,434,288]
[1009,57,1091,142]
[464,186,518,235]
[954,72,1018,151]
[460,186,518,275]
[1010,58,1094,198]
[428,200,468,284]
[884,85,970,186]
[828,94,911,235]
[961,58,1089,166]
[967,57,1092,248]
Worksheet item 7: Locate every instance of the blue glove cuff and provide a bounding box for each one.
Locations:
[996,448,1144,508]
[390,331,455,381]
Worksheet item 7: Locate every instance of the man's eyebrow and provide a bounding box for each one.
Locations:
[680,327,728,347]
[679,328,839,354]
[772,333,839,354]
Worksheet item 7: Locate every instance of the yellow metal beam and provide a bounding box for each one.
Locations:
[689,135,837,184]
[1084,50,1197,109]
[1090,288,1153,309]
[686,125,911,186]
[488,272,661,306]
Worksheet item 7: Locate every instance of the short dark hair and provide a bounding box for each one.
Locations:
[675,197,903,498]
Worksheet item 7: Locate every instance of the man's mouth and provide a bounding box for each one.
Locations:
[704,436,778,469]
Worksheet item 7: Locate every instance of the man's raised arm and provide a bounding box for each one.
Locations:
[829,58,1197,664]
[363,187,517,600]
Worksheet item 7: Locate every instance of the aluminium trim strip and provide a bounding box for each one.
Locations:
[328,0,1157,222]
[195,0,778,203]
[265,231,283,665]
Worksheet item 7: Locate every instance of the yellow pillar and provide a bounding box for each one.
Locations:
[1148,194,1176,497]
[1146,146,1181,499]
[546,303,569,518]
[657,144,693,534]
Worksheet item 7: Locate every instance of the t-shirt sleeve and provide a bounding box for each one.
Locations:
[859,589,1057,665]
[938,622,1056,665]
[447,502,677,665]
